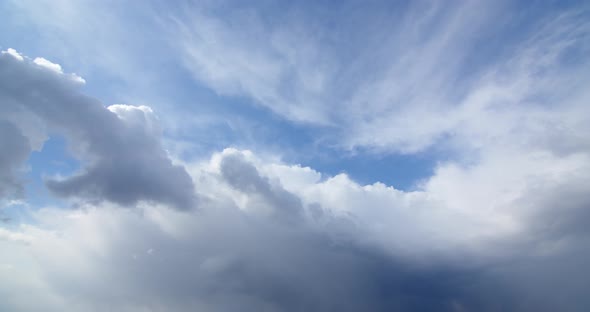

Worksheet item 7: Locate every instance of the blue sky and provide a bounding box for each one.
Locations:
[1,1,590,311]
[0,0,465,191]
[3,0,576,189]
[0,0,583,185]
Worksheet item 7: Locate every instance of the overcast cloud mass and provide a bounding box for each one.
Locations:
[1,1,590,311]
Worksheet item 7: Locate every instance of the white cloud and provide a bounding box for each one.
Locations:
[33,57,63,73]
[0,227,34,244]
[1,48,24,61]
[32,56,86,84]
[108,104,162,137]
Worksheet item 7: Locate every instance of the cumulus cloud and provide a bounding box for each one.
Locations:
[0,49,195,209]
[1,148,589,311]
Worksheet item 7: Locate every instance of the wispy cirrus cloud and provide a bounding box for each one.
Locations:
[169,1,590,154]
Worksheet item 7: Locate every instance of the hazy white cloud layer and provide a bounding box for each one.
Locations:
[1,0,590,311]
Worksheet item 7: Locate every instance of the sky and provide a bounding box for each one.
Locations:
[0,0,589,311]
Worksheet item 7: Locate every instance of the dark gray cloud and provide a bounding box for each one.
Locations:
[0,50,195,209]
[220,152,303,223]
[0,120,31,198]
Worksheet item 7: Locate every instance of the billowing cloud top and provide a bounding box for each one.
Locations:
[1,1,590,311]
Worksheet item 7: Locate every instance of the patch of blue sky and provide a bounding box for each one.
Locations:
[0,136,76,226]
[25,135,79,208]
[164,87,441,189]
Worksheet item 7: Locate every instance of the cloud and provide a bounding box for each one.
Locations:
[33,57,63,73]
[0,49,195,209]
[219,151,303,223]
[7,1,588,156]
[170,2,590,154]
[1,48,24,61]
[1,2,589,311]
[0,121,31,198]
[1,148,589,311]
